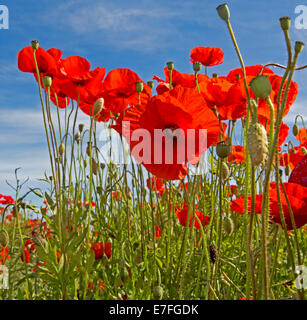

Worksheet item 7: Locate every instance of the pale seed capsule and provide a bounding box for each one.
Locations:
[248,122,268,166]
[153,286,164,300]
[221,161,230,181]
[216,141,231,159]
[0,229,9,247]
[223,216,234,235]
[93,98,104,116]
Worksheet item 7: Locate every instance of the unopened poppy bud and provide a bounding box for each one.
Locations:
[166,61,174,71]
[216,3,230,22]
[249,75,272,99]
[86,142,92,157]
[83,159,88,168]
[58,143,65,155]
[147,81,154,89]
[223,216,234,235]
[295,41,305,55]
[193,62,201,73]
[248,122,269,166]
[292,123,299,136]
[74,132,80,141]
[43,76,52,88]
[285,164,290,176]
[153,286,163,300]
[135,81,143,94]
[79,123,84,133]
[97,186,103,194]
[100,163,105,170]
[216,141,231,158]
[0,229,9,247]
[212,73,218,78]
[93,98,104,116]
[301,147,307,155]
[235,74,241,80]
[280,16,291,31]
[221,161,230,181]
[31,40,39,50]
[91,159,98,175]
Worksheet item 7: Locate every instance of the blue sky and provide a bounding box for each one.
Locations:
[1,0,307,198]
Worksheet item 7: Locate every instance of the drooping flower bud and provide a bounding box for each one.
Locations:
[216,141,231,158]
[212,73,218,78]
[135,81,144,93]
[93,98,104,116]
[279,16,291,31]
[285,164,290,176]
[223,216,234,235]
[153,286,164,300]
[295,41,305,55]
[249,75,272,99]
[209,244,218,264]
[58,143,65,155]
[43,76,52,88]
[31,40,39,50]
[216,3,230,22]
[248,122,269,166]
[91,158,98,176]
[147,81,154,89]
[120,267,129,283]
[221,161,230,181]
[292,123,299,136]
[193,62,201,73]
[0,229,9,247]
[166,61,174,71]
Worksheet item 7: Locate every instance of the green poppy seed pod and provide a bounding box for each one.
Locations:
[86,142,92,157]
[153,286,164,300]
[91,158,98,175]
[216,141,231,158]
[249,75,272,99]
[147,81,154,89]
[285,164,290,176]
[79,123,84,133]
[248,122,269,166]
[58,143,65,155]
[166,61,174,71]
[209,244,218,264]
[280,16,291,31]
[193,62,201,73]
[295,41,305,55]
[97,186,103,194]
[100,163,105,170]
[135,81,144,94]
[43,76,52,88]
[120,268,129,283]
[93,98,104,116]
[31,40,39,50]
[302,147,307,155]
[216,3,230,22]
[0,229,9,247]
[223,216,234,235]
[235,74,241,80]
[212,73,218,78]
[292,123,299,136]
[221,161,230,181]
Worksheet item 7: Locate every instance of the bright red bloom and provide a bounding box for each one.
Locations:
[154,225,161,239]
[20,247,30,263]
[279,141,307,169]
[17,46,58,76]
[88,280,105,291]
[228,145,246,164]
[90,242,112,260]
[146,177,165,193]
[230,182,307,230]
[295,128,307,143]
[176,203,210,230]
[229,185,238,197]
[226,65,274,82]
[289,155,307,188]
[190,47,224,67]
[0,246,10,265]
[0,194,15,205]
[114,85,221,180]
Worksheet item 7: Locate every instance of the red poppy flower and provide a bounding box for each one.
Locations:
[226,65,274,82]
[190,47,224,67]
[146,177,165,193]
[176,202,210,230]
[295,128,307,143]
[228,145,246,164]
[17,46,58,76]
[229,185,238,197]
[0,246,10,265]
[113,85,221,180]
[230,182,307,230]
[279,141,307,169]
[0,194,15,205]
[154,225,161,238]
[90,242,112,260]
[289,155,307,188]
[20,247,30,263]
